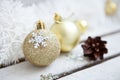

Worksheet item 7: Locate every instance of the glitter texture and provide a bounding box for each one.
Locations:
[23,30,61,66]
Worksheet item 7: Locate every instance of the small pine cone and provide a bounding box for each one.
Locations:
[81,36,108,60]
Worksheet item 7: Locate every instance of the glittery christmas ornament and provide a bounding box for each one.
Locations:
[50,13,80,52]
[23,21,60,66]
[75,20,88,34]
[105,0,117,15]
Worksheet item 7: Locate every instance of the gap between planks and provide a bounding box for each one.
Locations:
[58,56,120,80]
[0,29,120,69]
[55,52,120,80]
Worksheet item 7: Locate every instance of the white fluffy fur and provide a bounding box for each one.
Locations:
[0,0,120,65]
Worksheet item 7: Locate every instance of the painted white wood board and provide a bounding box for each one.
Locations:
[0,30,120,80]
[59,56,120,80]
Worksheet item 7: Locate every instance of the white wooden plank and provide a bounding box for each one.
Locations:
[0,31,120,80]
[59,56,120,80]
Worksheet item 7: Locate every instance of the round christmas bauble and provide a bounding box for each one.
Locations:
[105,0,117,15]
[50,14,80,52]
[23,21,60,66]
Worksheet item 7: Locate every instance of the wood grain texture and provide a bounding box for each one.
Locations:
[59,56,120,80]
[56,52,120,79]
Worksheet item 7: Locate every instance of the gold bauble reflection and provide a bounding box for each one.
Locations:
[75,20,88,34]
[50,14,80,52]
[105,0,117,15]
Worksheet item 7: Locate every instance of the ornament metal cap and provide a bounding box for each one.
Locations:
[54,13,62,23]
[36,20,45,30]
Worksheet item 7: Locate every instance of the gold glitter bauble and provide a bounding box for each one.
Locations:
[23,21,60,66]
[105,0,117,15]
[50,13,80,52]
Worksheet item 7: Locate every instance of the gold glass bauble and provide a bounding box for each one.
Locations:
[50,14,80,52]
[23,21,60,66]
[105,0,117,15]
[75,20,88,34]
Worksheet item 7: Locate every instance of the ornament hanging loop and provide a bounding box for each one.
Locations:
[36,20,45,30]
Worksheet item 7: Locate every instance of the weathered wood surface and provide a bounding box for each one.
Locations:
[59,56,120,80]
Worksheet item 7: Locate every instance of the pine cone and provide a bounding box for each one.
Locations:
[81,36,108,60]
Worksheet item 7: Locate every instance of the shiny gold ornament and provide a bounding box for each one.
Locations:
[50,13,80,52]
[105,0,117,15]
[75,20,88,34]
[23,20,60,66]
